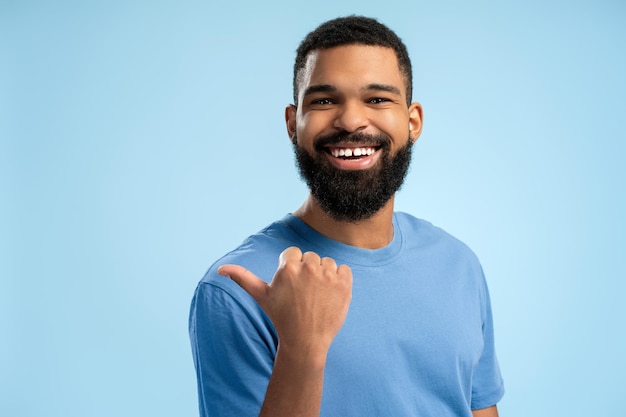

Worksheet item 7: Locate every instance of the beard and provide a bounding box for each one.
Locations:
[293,131,413,222]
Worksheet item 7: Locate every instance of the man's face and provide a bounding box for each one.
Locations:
[287,45,423,221]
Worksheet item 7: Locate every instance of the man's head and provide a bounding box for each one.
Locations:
[293,16,413,106]
[287,17,422,222]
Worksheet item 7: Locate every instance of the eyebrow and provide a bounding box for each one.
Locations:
[302,84,337,97]
[362,83,402,96]
[302,83,402,98]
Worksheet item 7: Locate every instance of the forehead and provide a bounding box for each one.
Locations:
[298,45,405,98]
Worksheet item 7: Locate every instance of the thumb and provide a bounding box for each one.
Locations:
[218,264,269,306]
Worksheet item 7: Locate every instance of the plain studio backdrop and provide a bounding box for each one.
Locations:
[2,1,624,416]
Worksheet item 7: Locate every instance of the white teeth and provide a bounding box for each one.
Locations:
[330,147,376,158]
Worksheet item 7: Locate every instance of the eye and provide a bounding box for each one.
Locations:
[368,97,391,104]
[311,98,334,105]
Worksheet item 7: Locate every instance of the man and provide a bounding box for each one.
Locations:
[189,16,504,417]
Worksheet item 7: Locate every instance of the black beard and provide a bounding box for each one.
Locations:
[293,131,412,222]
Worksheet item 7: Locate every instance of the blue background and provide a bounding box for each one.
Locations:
[2,1,625,416]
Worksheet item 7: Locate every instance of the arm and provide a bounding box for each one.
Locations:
[257,341,326,416]
[219,247,352,417]
[473,405,499,417]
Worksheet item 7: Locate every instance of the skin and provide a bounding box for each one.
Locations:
[287,45,422,248]
[219,45,498,417]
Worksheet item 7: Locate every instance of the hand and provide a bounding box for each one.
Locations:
[218,247,353,357]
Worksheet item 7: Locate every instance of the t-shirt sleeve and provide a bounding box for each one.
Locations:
[471,274,505,410]
[189,280,277,417]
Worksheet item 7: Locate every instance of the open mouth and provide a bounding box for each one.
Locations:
[326,146,381,159]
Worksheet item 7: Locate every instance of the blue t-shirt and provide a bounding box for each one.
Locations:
[189,213,504,416]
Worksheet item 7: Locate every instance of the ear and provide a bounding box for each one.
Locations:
[408,102,423,144]
[285,104,297,143]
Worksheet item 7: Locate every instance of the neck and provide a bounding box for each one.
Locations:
[293,194,395,249]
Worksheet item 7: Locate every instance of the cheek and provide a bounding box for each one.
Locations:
[296,113,332,144]
[372,112,409,141]
[299,110,333,129]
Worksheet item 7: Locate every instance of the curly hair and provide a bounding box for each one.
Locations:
[293,16,413,106]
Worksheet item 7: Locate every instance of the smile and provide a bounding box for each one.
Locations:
[327,146,379,159]
[328,147,378,158]
[323,145,382,170]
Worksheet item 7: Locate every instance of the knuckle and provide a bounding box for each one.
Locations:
[282,261,299,275]
[321,256,337,268]
[286,246,301,254]
[303,250,321,261]
[301,260,319,274]
[322,268,336,280]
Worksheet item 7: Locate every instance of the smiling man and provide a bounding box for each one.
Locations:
[189,16,504,417]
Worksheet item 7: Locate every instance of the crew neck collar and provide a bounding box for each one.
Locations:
[279,213,404,267]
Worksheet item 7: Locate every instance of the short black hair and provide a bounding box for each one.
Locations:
[293,16,413,106]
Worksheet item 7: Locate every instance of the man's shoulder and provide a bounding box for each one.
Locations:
[394,211,455,241]
[200,215,300,286]
[394,211,479,260]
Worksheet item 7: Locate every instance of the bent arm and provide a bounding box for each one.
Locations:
[220,247,353,417]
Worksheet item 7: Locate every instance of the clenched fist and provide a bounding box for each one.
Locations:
[218,246,353,357]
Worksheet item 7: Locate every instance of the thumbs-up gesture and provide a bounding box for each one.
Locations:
[218,247,353,358]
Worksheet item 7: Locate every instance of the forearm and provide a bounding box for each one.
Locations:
[472,405,499,417]
[259,345,327,417]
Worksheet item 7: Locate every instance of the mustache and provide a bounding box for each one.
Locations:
[313,132,392,152]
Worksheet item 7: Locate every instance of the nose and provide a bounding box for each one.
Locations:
[333,100,369,133]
